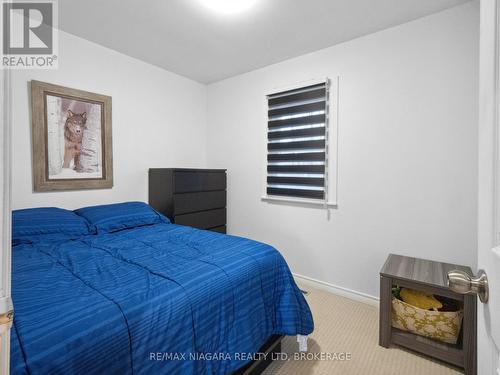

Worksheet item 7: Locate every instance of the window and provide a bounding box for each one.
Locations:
[265,80,331,202]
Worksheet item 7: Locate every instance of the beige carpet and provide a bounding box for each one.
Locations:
[263,283,463,375]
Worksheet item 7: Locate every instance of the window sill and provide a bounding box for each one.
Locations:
[261,195,337,208]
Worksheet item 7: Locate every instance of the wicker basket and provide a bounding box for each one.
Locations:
[391,297,463,344]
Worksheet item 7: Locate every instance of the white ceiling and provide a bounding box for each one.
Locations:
[59,0,470,83]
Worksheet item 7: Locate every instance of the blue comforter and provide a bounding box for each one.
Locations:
[11,223,313,374]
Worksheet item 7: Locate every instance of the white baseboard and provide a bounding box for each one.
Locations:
[293,273,379,307]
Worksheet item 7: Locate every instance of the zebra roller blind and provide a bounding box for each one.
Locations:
[266,81,329,200]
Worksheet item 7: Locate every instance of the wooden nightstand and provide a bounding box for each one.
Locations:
[379,254,476,375]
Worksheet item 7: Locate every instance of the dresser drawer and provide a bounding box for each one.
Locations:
[174,171,226,193]
[174,208,226,229]
[173,191,226,215]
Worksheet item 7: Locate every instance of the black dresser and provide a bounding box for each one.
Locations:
[148,168,227,233]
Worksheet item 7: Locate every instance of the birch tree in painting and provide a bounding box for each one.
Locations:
[79,105,101,173]
[46,95,62,176]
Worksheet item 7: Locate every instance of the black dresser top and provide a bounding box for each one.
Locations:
[149,168,226,173]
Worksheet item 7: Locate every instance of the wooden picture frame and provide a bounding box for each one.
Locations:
[31,80,113,191]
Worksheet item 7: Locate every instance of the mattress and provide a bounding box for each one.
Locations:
[10,223,313,374]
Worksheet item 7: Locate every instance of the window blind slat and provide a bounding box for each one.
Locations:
[267,139,325,151]
[267,165,325,173]
[268,113,325,128]
[267,152,325,162]
[267,187,325,199]
[268,126,324,140]
[267,176,324,186]
[268,87,326,107]
[268,101,325,118]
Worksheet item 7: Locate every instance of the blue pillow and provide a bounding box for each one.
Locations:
[12,207,94,245]
[74,202,169,233]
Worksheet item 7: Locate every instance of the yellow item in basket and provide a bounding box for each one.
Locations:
[400,288,443,310]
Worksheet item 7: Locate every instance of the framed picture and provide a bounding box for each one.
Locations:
[31,80,113,191]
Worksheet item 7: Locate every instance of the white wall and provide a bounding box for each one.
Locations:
[206,3,479,298]
[12,31,207,210]
[10,3,479,299]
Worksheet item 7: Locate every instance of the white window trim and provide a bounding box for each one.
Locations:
[261,77,339,208]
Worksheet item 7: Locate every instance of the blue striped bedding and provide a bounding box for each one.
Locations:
[11,222,314,374]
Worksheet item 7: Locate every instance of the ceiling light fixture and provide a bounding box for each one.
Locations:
[198,0,258,14]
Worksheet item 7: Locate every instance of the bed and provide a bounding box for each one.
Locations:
[10,202,313,374]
